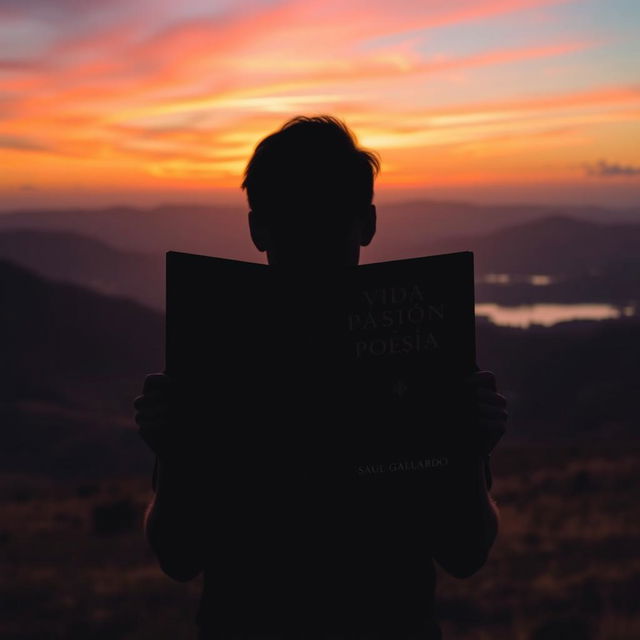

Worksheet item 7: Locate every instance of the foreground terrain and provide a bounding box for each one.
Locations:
[2,437,638,640]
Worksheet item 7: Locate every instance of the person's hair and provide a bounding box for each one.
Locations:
[241,115,380,216]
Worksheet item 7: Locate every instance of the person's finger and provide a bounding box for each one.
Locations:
[134,392,168,410]
[467,370,497,391]
[143,373,172,394]
[135,404,169,422]
[483,419,506,441]
[133,387,174,411]
[479,416,507,430]
[476,403,508,420]
[134,405,171,420]
[134,412,169,429]
[474,387,507,406]
[134,394,154,410]
[137,428,166,454]
[137,422,160,437]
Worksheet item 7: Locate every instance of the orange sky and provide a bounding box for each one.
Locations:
[1,0,639,209]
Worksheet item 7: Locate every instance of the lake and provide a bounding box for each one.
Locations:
[475,303,635,328]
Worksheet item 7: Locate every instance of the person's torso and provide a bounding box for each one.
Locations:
[193,396,442,639]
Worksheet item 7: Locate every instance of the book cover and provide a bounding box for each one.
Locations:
[165,249,478,633]
[165,247,477,489]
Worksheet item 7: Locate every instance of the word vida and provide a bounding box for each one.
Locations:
[347,284,445,358]
[357,457,449,475]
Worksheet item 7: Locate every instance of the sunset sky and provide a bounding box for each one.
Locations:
[1,0,639,209]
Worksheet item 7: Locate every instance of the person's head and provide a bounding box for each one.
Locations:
[241,115,380,267]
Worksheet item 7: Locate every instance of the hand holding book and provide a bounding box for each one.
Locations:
[462,369,508,457]
[134,372,206,462]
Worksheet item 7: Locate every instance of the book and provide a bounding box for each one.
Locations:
[164,249,478,633]
[165,249,477,461]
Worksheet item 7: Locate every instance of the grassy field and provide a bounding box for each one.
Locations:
[437,438,640,640]
[1,438,638,640]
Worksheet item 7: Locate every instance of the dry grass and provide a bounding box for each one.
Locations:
[437,439,640,639]
[1,440,638,639]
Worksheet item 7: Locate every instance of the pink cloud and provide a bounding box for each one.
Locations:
[1,0,633,199]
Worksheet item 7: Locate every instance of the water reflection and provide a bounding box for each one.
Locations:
[481,273,556,286]
[475,303,634,328]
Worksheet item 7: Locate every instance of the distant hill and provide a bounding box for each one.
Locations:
[0,230,163,310]
[0,203,259,262]
[363,200,640,262]
[0,258,162,411]
[0,259,162,476]
[425,215,640,276]
[0,200,638,265]
[2,213,638,310]
[1,257,638,477]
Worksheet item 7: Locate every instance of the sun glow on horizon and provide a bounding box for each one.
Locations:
[1,0,639,208]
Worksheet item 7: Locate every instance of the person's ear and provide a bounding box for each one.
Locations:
[359,204,376,247]
[248,209,269,252]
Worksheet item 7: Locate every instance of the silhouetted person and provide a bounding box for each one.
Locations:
[134,115,507,639]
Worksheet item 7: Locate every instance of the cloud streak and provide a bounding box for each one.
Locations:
[0,0,637,201]
[584,160,640,178]
[0,134,50,152]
